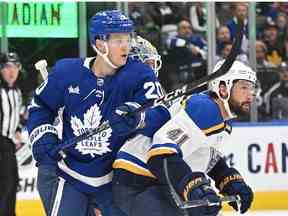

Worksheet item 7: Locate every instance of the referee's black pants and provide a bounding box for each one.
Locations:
[0,136,19,216]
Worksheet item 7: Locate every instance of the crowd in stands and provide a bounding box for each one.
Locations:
[128,2,288,121]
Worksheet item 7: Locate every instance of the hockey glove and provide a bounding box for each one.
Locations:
[180,172,221,216]
[47,144,63,161]
[109,102,145,136]
[31,134,62,163]
[215,168,253,214]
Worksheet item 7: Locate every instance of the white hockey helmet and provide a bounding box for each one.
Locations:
[210,60,257,117]
[130,36,162,77]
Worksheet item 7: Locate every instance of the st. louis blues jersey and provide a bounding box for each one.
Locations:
[113,93,233,184]
[27,57,169,193]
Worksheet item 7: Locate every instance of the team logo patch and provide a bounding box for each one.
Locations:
[68,85,80,94]
[70,104,112,157]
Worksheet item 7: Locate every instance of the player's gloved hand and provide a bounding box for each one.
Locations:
[109,102,145,136]
[31,135,62,163]
[45,135,63,161]
[216,168,253,214]
[181,172,221,216]
[47,144,63,161]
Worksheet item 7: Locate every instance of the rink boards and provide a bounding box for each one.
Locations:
[220,122,288,211]
[16,122,288,215]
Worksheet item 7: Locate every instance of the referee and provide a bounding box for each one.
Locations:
[0,52,23,216]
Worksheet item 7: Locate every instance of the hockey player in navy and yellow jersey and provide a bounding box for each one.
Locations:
[113,60,256,216]
[27,10,169,216]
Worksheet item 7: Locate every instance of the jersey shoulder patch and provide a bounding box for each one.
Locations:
[184,94,224,135]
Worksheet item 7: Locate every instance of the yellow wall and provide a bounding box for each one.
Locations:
[16,200,45,216]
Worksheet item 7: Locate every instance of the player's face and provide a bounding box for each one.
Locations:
[107,33,131,67]
[0,63,20,87]
[229,80,255,116]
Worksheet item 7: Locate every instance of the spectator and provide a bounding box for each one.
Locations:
[216,41,249,64]
[279,3,288,15]
[263,23,286,66]
[225,3,249,54]
[216,25,231,56]
[263,62,288,120]
[255,40,279,106]
[166,19,207,90]
[275,12,288,41]
[0,52,23,216]
[264,2,280,26]
[256,40,277,69]
[215,2,234,24]
[189,2,207,34]
[147,3,184,41]
[129,3,161,48]
[189,2,219,36]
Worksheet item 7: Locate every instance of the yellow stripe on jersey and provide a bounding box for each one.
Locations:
[202,122,225,135]
[113,159,156,178]
[147,147,178,160]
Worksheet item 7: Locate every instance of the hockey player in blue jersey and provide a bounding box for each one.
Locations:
[93,34,164,216]
[27,10,169,216]
[112,60,256,216]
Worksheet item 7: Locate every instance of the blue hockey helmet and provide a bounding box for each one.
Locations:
[89,10,134,46]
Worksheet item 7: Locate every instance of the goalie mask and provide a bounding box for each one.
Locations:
[130,36,162,77]
[210,60,257,118]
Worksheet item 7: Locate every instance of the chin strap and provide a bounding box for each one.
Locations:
[223,99,236,119]
[92,42,118,69]
[219,90,236,119]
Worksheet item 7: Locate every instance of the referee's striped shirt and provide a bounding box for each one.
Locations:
[0,85,22,140]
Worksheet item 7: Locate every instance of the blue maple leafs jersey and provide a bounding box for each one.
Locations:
[27,57,169,193]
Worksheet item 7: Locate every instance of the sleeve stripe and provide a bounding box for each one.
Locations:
[150,143,179,150]
[113,159,156,178]
[202,122,225,135]
[29,124,58,145]
[147,148,178,160]
[117,151,148,168]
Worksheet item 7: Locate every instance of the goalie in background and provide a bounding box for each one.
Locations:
[112,60,255,216]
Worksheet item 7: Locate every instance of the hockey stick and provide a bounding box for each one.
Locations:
[34,60,69,158]
[35,59,49,79]
[16,60,50,165]
[53,19,244,153]
[134,18,244,113]
[163,158,241,209]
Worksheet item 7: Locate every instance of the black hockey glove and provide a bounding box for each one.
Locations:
[109,102,145,136]
[180,172,221,216]
[215,168,253,214]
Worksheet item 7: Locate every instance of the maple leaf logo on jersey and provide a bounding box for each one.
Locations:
[70,104,112,157]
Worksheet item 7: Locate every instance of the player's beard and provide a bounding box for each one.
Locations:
[228,97,251,117]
